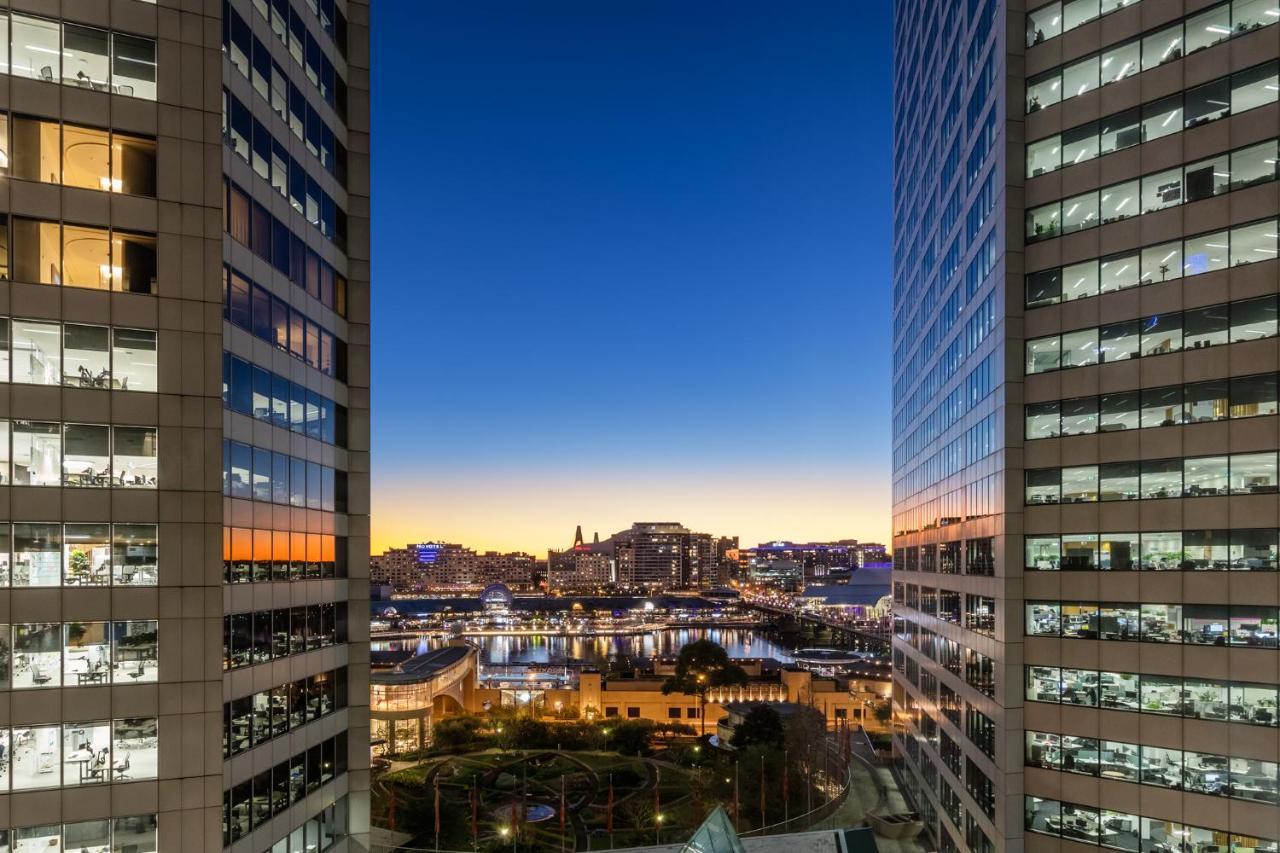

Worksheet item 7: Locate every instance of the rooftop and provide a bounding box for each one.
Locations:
[371,645,472,685]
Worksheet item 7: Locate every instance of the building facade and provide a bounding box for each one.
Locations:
[0,1,369,851]
[893,2,1280,853]
[222,0,370,850]
[612,521,721,589]
[372,543,539,592]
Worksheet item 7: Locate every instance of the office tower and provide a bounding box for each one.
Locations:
[893,2,1280,853]
[223,0,370,851]
[0,0,368,849]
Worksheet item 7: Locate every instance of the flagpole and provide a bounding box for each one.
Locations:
[759,753,765,829]
[654,765,662,845]
[783,748,789,829]
[607,772,615,850]
[434,777,441,853]
[733,760,739,832]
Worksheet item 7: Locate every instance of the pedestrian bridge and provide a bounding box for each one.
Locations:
[370,643,478,755]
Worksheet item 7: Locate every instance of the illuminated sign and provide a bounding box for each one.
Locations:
[415,543,443,565]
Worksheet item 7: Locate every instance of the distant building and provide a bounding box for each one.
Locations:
[547,526,612,591]
[612,522,724,589]
[372,543,540,592]
[742,540,888,588]
[548,522,735,591]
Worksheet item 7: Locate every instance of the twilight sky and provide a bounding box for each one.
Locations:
[369,1,894,555]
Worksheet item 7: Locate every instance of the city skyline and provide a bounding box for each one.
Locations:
[372,518,884,567]
[369,0,894,555]
[370,480,890,555]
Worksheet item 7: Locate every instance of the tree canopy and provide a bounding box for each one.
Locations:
[730,704,785,749]
[661,639,749,697]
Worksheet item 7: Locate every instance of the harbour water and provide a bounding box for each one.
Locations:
[371,627,795,668]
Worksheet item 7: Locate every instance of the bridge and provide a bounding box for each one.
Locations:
[370,643,479,756]
[745,600,891,654]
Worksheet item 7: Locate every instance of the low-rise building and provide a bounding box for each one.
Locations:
[372,543,540,592]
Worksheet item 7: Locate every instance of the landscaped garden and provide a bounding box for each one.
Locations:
[371,641,857,851]
[373,710,850,851]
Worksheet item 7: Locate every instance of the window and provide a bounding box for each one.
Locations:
[64,524,110,586]
[1026,536,1061,571]
[114,524,158,586]
[1142,459,1181,499]
[1232,453,1278,495]
[1233,295,1279,341]
[1140,534,1182,573]
[1026,401,1060,439]
[1184,530,1230,570]
[12,421,60,486]
[1186,304,1229,349]
[1026,336,1059,374]
[1142,22,1184,71]
[1027,4,1063,45]
[11,15,60,82]
[1100,461,1140,501]
[112,329,156,392]
[1232,529,1278,571]
[1061,328,1098,367]
[12,320,61,385]
[1061,466,1098,503]
[1026,469,1060,504]
[112,427,157,488]
[1141,386,1183,428]
[114,133,157,196]
[1233,61,1278,113]
[111,33,157,100]
[1231,219,1278,266]
[1141,313,1181,356]
[1062,534,1098,570]
[1101,533,1139,570]
[13,524,60,587]
[1187,379,1230,422]
[1184,229,1230,275]
[1099,320,1139,362]
[13,624,61,688]
[1100,392,1139,432]
[112,621,158,683]
[64,424,110,487]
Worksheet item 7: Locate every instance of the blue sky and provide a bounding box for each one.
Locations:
[370,1,894,553]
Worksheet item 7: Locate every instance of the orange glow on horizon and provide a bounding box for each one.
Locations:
[370,470,890,556]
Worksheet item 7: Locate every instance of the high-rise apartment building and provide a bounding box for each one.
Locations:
[613,522,721,589]
[0,0,368,849]
[892,2,1280,853]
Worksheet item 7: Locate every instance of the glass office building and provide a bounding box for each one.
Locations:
[892,1,1280,852]
[222,0,370,850]
[0,0,369,850]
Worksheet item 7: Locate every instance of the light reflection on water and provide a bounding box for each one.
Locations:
[371,628,794,666]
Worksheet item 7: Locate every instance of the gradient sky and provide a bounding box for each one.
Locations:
[369,1,894,555]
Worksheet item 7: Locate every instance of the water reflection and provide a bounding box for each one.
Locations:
[371,628,794,667]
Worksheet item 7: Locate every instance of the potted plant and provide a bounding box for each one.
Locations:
[68,550,90,584]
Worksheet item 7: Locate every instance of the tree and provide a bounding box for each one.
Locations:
[661,639,749,735]
[873,701,892,725]
[730,705,784,750]
[605,719,655,756]
[430,714,485,750]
